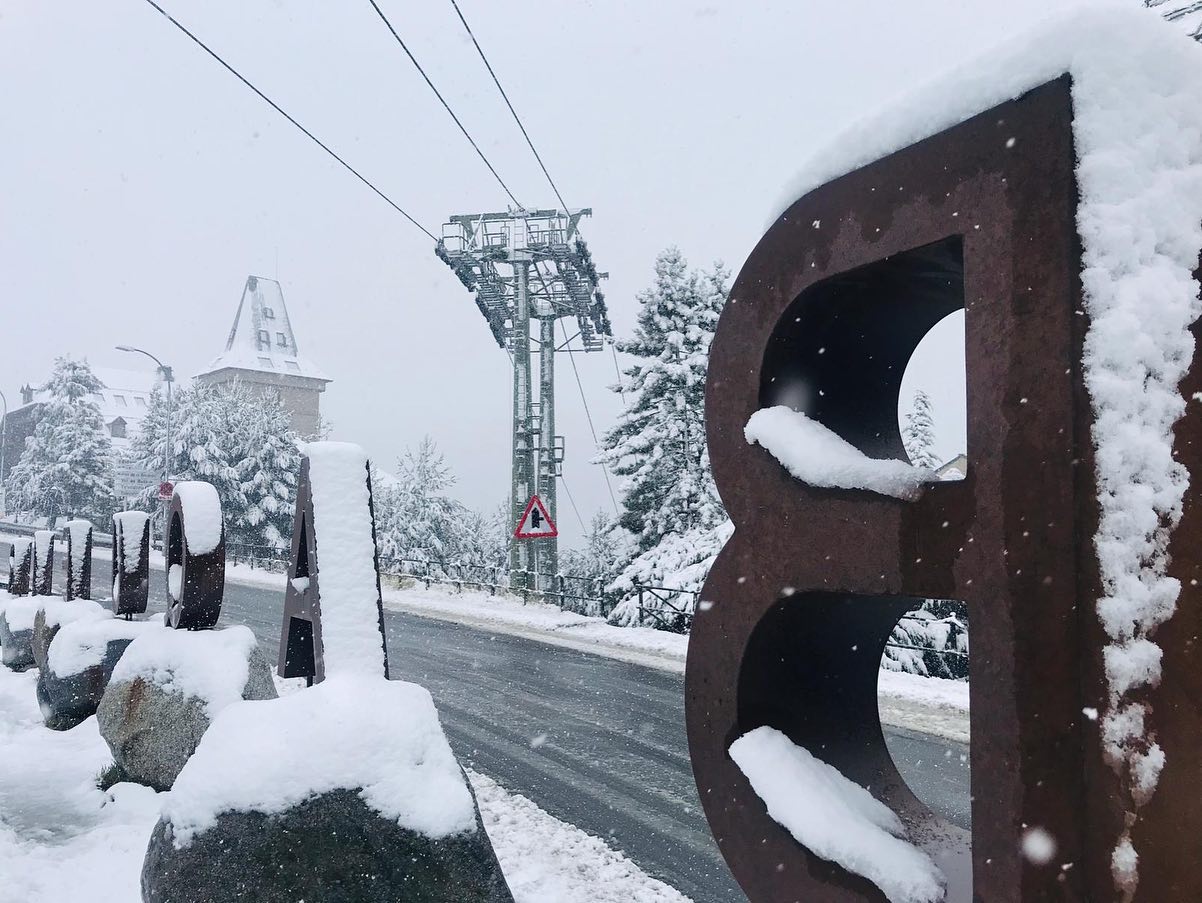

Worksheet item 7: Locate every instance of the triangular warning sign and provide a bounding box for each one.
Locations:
[514,494,558,539]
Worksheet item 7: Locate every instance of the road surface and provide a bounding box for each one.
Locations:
[4,539,971,903]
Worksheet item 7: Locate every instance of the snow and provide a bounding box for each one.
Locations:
[0,659,692,903]
[303,441,388,677]
[3,596,43,633]
[9,536,31,569]
[33,529,54,575]
[167,564,182,601]
[46,617,161,678]
[65,519,91,578]
[109,624,260,717]
[745,406,935,500]
[111,511,148,574]
[730,726,945,903]
[172,480,222,555]
[36,597,107,634]
[468,770,691,903]
[163,673,474,847]
[767,10,1202,883]
[290,575,309,593]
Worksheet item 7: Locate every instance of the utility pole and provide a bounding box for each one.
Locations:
[437,208,609,594]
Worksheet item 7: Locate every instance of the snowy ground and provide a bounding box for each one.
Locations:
[0,662,689,903]
[3,533,971,744]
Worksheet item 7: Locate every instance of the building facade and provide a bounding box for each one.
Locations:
[195,275,331,438]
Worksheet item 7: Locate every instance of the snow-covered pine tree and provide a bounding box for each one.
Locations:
[374,437,470,569]
[1145,0,1202,41]
[5,358,115,524]
[559,511,626,616]
[236,389,300,547]
[902,389,940,469]
[597,248,731,625]
[126,381,299,546]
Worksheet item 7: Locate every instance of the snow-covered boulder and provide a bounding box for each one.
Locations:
[31,596,108,671]
[0,595,40,671]
[37,616,161,730]
[141,674,513,903]
[97,625,277,791]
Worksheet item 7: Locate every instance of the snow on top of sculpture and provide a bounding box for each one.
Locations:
[111,624,260,717]
[162,673,475,847]
[756,8,1202,890]
[38,596,107,632]
[173,481,223,555]
[33,529,54,571]
[303,441,387,677]
[47,616,161,678]
[3,596,43,633]
[113,510,149,574]
[9,536,31,562]
[731,727,944,903]
[745,406,935,500]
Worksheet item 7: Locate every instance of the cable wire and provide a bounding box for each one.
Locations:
[558,321,620,514]
[448,0,569,214]
[140,0,437,241]
[365,0,523,208]
[557,472,588,533]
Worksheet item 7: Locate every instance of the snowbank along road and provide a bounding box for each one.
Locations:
[1,540,970,903]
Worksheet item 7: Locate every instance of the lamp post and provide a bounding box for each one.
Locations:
[116,346,174,540]
[0,388,7,518]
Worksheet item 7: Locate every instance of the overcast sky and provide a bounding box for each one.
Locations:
[1,0,1113,543]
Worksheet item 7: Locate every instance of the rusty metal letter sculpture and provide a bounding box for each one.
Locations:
[111,511,151,617]
[8,538,32,597]
[63,519,93,602]
[164,482,226,630]
[686,76,1202,902]
[278,443,389,685]
[32,529,55,596]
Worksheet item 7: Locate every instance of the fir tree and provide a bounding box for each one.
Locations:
[374,437,470,567]
[902,389,940,469]
[5,358,115,524]
[596,248,730,625]
[126,381,299,546]
[559,511,625,616]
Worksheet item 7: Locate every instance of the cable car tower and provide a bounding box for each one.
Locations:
[436,208,611,590]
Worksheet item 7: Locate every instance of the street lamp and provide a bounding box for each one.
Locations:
[116,346,174,537]
[0,388,7,518]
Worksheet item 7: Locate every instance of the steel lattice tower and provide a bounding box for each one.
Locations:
[436,208,610,590]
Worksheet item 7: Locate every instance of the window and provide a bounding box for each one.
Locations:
[134,397,147,408]
[114,395,128,407]
[276,332,288,347]
[258,357,274,368]
[109,419,126,439]
[257,329,270,348]
[262,307,275,319]
[285,361,301,372]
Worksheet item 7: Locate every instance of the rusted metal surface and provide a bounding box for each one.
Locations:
[277,454,389,684]
[64,521,93,601]
[685,76,1202,901]
[111,512,151,617]
[8,541,31,597]
[164,491,226,630]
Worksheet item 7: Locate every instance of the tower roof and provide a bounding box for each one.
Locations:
[199,276,330,382]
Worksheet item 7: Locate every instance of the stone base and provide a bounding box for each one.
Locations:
[141,787,514,903]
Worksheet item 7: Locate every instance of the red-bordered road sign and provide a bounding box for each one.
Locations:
[514,494,558,539]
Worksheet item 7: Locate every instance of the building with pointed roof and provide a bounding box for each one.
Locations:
[196,276,331,438]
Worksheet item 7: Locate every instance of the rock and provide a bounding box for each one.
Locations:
[142,787,513,903]
[32,597,108,672]
[98,627,277,791]
[0,597,41,672]
[139,673,513,903]
[39,617,161,731]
